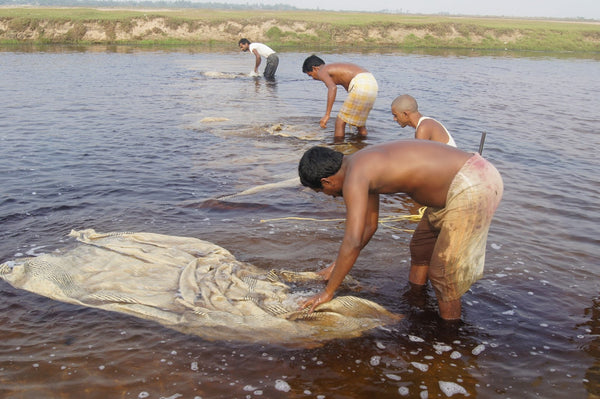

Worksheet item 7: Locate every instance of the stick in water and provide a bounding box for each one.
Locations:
[478,132,487,154]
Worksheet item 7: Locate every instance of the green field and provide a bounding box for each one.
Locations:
[1,7,599,52]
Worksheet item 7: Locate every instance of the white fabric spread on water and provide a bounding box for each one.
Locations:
[0,229,401,345]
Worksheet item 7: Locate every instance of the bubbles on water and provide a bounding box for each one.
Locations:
[439,381,468,397]
[370,355,381,366]
[138,392,149,399]
[274,379,291,392]
[409,335,425,342]
[471,344,486,355]
[433,343,452,353]
[25,245,47,256]
[398,386,410,396]
[411,362,429,372]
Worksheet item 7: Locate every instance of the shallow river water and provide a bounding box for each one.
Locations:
[0,45,599,398]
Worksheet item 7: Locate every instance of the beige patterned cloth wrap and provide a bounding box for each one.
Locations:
[425,154,504,302]
[0,229,401,346]
[338,72,378,127]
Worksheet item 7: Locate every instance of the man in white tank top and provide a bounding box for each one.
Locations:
[391,94,457,147]
[238,38,279,80]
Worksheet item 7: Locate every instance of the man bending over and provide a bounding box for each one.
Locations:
[303,55,378,142]
[298,140,503,320]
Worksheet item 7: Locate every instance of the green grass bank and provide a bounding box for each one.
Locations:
[1,7,599,52]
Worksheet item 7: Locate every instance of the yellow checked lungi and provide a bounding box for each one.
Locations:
[338,72,378,127]
[409,153,504,302]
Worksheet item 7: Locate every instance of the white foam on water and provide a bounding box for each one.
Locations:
[398,386,410,396]
[138,393,149,399]
[409,335,425,342]
[433,343,452,353]
[411,362,429,372]
[203,71,243,79]
[200,117,230,123]
[439,381,468,397]
[450,351,462,359]
[385,373,402,381]
[370,355,381,366]
[26,245,47,256]
[274,379,291,392]
[190,361,199,371]
[472,344,486,355]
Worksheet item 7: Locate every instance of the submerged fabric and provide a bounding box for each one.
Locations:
[0,229,401,346]
[338,72,378,127]
[410,154,503,301]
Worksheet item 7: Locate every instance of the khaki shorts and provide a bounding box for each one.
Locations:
[338,73,378,127]
[409,153,503,301]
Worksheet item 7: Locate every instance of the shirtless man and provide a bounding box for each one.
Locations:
[302,55,378,141]
[297,140,503,320]
[391,94,457,147]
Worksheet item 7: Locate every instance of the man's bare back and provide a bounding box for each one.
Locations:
[317,63,369,90]
[344,140,472,207]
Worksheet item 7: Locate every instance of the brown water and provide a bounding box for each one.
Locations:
[0,45,599,398]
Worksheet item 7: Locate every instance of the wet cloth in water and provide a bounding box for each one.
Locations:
[0,229,401,346]
[338,72,378,127]
[410,153,504,302]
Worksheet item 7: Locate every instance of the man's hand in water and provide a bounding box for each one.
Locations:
[301,289,334,314]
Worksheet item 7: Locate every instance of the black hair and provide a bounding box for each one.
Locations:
[298,146,344,189]
[238,38,251,45]
[302,55,325,73]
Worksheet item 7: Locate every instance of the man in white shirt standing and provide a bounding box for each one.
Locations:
[238,38,279,80]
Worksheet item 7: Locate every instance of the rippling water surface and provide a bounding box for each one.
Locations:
[1,45,599,398]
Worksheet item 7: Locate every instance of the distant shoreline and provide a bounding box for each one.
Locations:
[1,7,599,52]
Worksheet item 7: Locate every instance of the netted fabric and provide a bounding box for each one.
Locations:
[0,229,401,346]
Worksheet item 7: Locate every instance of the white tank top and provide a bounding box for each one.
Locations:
[416,116,457,147]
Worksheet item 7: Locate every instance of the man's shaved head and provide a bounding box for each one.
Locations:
[391,94,418,113]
